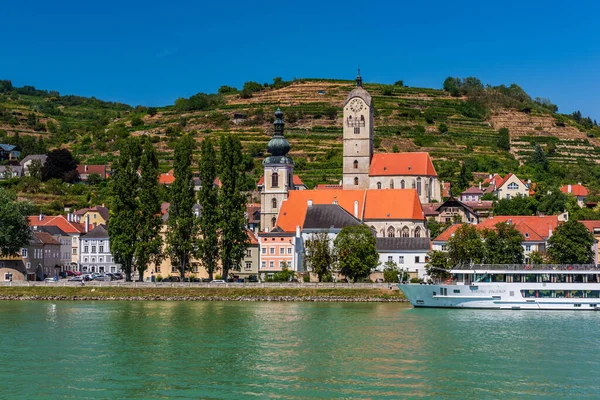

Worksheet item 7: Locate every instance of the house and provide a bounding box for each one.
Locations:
[0,144,20,161]
[159,170,176,185]
[0,254,28,282]
[32,225,73,269]
[368,152,442,203]
[78,224,121,274]
[560,183,588,208]
[246,203,261,232]
[29,214,87,267]
[432,197,481,225]
[32,232,62,278]
[486,173,531,199]
[0,165,23,180]
[432,213,568,264]
[460,186,484,202]
[580,220,600,265]
[20,154,47,176]
[237,230,259,280]
[375,237,431,279]
[77,164,107,181]
[258,227,298,279]
[73,205,110,228]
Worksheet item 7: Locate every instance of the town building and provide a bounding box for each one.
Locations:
[32,225,73,269]
[560,183,588,208]
[460,186,484,202]
[0,165,23,180]
[20,154,47,175]
[29,214,87,267]
[73,205,110,228]
[76,164,107,181]
[78,224,121,274]
[485,173,531,199]
[0,144,20,161]
[375,237,431,279]
[428,197,481,225]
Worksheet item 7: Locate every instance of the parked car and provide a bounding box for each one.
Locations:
[82,274,93,281]
[68,276,83,282]
[58,271,68,279]
[248,276,259,283]
[162,276,181,283]
[44,277,58,282]
[92,275,111,282]
[210,279,226,284]
[72,271,82,276]
[201,278,211,282]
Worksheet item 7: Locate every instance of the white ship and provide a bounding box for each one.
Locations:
[398,264,600,310]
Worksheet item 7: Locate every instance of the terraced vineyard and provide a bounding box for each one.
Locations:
[1,78,599,191]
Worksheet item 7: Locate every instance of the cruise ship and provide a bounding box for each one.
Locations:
[398,264,600,310]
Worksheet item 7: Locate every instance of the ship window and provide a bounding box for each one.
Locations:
[587,275,598,283]
[574,304,582,307]
[524,274,536,283]
[573,274,584,283]
[453,289,460,294]
[590,304,597,307]
[491,274,505,283]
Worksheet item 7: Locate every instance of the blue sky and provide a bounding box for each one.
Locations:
[2,0,599,120]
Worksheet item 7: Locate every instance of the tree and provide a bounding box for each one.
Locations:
[0,188,33,256]
[481,222,524,264]
[147,107,158,116]
[42,148,79,182]
[197,138,220,281]
[392,144,399,153]
[529,144,548,171]
[447,224,484,266]
[334,225,378,282]
[493,195,537,216]
[166,135,198,279]
[134,138,163,281]
[497,127,510,151]
[108,137,142,281]
[218,85,238,94]
[547,219,594,264]
[425,250,450,280]
[394,80,404,87]
[218,136,248,281]
[304,232,333,282]
[438,123,448,134]
[457,162,472,191]
[383,260,404,283]
[28,159,42,181]
[443,77,461,97]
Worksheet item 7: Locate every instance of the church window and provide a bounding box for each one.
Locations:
[387,226,395,238]
[271,198,277,209]
[354,177,359,186]
[271,217,276,228]
[354,127,360,134]
[390,180,394,189]
[272,172,279,188]
[377,182,382,189]
[401,226,410,238]
[353,160,358,169]
[400,180,405,189]
[380,229,385,237]
[414,227,422,238]
[416,178,422,195]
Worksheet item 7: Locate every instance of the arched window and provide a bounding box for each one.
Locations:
[416,177,422,195]
[390,180,394,189]
[353,160,358,169]
[414,226,422,238]
[377,182,382,189]
[360,115,365,122]
[401,226,410,238]
[371,226,377,237]
[271,217,276,228]
[271,172,279,188]
[354,177,359,186]
[387,226,395,238]
[400,180,405,189]
[271,198,277,209]
[380,229,385,237]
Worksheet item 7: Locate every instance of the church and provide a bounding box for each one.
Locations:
[259,71,441,236]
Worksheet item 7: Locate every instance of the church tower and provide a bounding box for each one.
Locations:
[343,70,374,189]
[260,108,294,231]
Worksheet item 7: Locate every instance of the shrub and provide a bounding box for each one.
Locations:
[423,108,436,124]
[392,144,399,153]
[303,274,310,283]
[156,275,163,282]
[438,123,448,133]
[381,85,394,96]
[131,116,144,127]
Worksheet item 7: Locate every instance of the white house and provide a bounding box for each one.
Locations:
[376,237,431,279]
[78,224,121,274]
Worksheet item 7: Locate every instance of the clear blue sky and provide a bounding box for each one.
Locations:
[2,0,599,120]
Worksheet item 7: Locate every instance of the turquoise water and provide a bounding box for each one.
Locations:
[1,301,599,399]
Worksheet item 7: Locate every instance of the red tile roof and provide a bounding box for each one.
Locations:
[275,189,424,233]
[369,152,437,177]
[246,229,259,245]
[434,215,560,242]
[159,170,175,185]
[442,182,451,198]
[28,215,87,234]
[560,184,588,197]
[316,184,343,190]
[33,231,61,245]
[462,186,484,195]
[77,165,106,176]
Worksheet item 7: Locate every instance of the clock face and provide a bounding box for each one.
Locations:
[349,99,363,113]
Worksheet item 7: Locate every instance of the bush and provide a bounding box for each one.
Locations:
[423,108,436,124]
[381,85,394,96]
[458,101,489,119]
[131,116,144,127]
[303,274,310,283]
[438,123,448,133]
[156,275,163,282]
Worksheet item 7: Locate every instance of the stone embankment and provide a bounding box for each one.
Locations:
[0,295,406,302]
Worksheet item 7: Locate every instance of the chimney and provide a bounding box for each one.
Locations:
[489,174,492,180]
[296,225,301,238]
[568,184,572,193]
[354,201,359,218]
[307,200,313,207]
[508,218,512,225]
[85,165,88,172]
[86,215,90,233]
[38,213,43,221]
[478,182,482,190]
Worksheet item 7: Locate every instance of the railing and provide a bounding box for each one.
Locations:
[346,119,365,128]
[450,264,600,271]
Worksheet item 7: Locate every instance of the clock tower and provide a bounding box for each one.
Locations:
[343,70,374,189]
[260,108,294,231]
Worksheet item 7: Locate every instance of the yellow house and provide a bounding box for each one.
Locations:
[494,173,531,200]
[74,206,110,229]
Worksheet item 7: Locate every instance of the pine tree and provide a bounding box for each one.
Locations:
[134,138,163,281]
[197,138,220,280]
[166,135,198,279]
[219,136,248,281]
[108,137,142,281]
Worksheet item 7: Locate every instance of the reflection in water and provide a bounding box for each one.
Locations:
[1,302,600,399]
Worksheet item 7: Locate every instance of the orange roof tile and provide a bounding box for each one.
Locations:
[28,215,86,234]
[316,184,343,190]
[274,189,424,233]
[560,184,588,197]
[77,165,106,175]
[246,229,259,245]
[159,170,175,185]
[369,153,437,177]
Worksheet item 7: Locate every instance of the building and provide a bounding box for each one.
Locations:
[73,205,110,228]
[375,237,431,279]
[431,197,481,224]
[238,230,259,280]
[32,232,62,278]
[460,186,484,202]
[580,220,600,265]
[432,213,568,264]
[257,228,297,279]
[560,183,588,208]
[78,224,121,274]
[0,165,23,180]
[29,214,87,266]
[490,173,531,199]
[0,254,28,282]
[77,164,107,181]
[20,154,47,176]
[32,225,73,269]
[0,144,20,161]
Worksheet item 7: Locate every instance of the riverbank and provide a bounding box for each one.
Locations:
[0,286,407,302]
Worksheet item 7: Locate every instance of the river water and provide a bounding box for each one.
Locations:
[1,301,599,399]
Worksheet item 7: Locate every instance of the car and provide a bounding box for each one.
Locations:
[248,276,259,283]
[58,271,68,279]
[44,277,58,282]
[210,279,226,284]
[162,276,181,283]
[93,275,111,282]
[201,278,211,282]
[112,273,123,280]
[82,274,93,281]
[68,276,83,282]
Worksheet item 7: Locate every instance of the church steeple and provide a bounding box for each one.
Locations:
[356,68,363,87]
[265,107,291,160]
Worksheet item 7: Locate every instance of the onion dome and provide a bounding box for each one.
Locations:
[263,108,294,165]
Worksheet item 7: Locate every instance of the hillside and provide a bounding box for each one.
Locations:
[1,78,599,193]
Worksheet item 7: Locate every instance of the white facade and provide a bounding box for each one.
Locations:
[78,237,120,274]
[377,251,429,278]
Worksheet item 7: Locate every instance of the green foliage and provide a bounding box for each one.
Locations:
[457,101,489,119]
[239,81,264,99]
[334,225,378,282]
[147,107,158,116]
[304,232,333,282]
[425,250,450,280]
[423,108,436,124]
[447,224,484,265]
[427,218,452,239]
[497,127,510,151]
[42,148,79,183]
[270,266,296,282]
[528,144,548,171]
[324,107,338,120]
[218,85,238,95]
[438,123,448,134]
[392,144,399,153]
[481,222,524,264]
[393,80,404,87]
[0,188,33,256]
[493,195,537,216]
[174,93,224,112]
[547,219,594,264]
[443,77,462,97]
[131,116,144,127]
[197,138,220,280]
[381,85,395,96]
[383,260,402,283]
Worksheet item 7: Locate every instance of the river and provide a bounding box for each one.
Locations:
[1,301,599,399]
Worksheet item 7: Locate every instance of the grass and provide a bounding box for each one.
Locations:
[0,286,406,301]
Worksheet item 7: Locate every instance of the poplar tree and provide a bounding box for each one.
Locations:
[134,138,163,281]
[197,138,220,280]
[166,135,198,279]
[0,188,33,256]
[219,136,248,281]
[108,137,141,281]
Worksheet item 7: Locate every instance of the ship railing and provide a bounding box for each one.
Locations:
[450,264,600,271]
